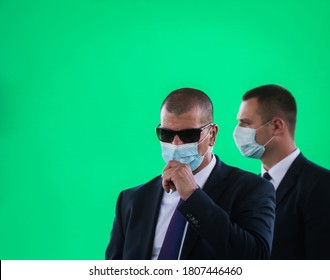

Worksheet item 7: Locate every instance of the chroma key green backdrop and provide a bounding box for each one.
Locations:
[1,0,329,259]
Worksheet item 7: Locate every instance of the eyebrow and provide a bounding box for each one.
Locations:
[238,118,252,124]
[238,117,249,121]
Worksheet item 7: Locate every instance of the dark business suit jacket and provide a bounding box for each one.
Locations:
[105,155,275,260]
[271,153,330,259]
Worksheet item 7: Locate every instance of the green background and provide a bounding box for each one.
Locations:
[1,0,329,259]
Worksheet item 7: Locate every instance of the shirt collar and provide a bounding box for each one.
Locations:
[261,148,300,190]
[194,154,217,189]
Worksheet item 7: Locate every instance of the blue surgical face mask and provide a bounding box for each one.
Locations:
[161,131,210,171]
[233,121,274,159]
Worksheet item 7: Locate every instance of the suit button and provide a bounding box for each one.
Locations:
[192,220,199,228]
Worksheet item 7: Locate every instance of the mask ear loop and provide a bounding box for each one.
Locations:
[258,120,275,147]
[263,135,275,147]
[198,126,213,157]
[198,126,213,144]
[256,120,272,131]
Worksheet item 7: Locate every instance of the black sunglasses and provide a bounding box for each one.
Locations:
[156,123,213,143]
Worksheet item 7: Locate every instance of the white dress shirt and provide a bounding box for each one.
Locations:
[261,148,300,190]
[151,155,217,259]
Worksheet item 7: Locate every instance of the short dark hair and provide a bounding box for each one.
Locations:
[243,84,297,136]
[161,88,214,123]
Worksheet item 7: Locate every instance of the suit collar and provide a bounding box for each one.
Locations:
[262,148,300,190]
[180,155,232,259]
[202,155,232,199]
[276,153,307,206]
[136,176,164,259]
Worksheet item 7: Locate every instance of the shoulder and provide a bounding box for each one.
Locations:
[120,175,162,200]
[231,165,273,193]
[302,156,330,174]
[288,153,330,203]
[213,157,274,195]
[220,160,268,185]
[293,154,330,207]
[294,154,330,181]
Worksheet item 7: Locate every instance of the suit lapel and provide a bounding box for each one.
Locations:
[180,156,232,259]
[202,159,232,200]
[136,176,164,259]
[276,153,306,206]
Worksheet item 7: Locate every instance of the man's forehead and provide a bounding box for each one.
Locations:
[237,99,263,123]
[160,107,205,128]
[239,99,259,114]
[161,105,201,114]
[161,106,204,119]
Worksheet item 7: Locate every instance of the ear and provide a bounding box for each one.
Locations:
[209,124,219,146]
[272,118,285,136]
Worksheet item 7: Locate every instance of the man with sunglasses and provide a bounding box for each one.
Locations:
[233,84,330,259]
[106,87,275,260]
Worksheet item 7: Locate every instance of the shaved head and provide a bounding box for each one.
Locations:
[161,88,214,124]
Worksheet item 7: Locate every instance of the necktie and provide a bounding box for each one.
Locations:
[158,199,186,260]
[263,172,272,181]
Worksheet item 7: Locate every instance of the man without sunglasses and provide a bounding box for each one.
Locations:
[105,88,275,260]
[234,84,330,259]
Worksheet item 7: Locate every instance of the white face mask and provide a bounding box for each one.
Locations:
[233,121,274,159]
[161,130,210,171]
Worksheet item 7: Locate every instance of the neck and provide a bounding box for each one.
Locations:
[261,140,296,170]
[193,152,213,174]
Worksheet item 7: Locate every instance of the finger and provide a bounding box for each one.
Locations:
[162,178,176,193]
[161,165,177,182]
[162,170,178,191]
[163,160,185,172]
